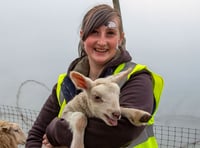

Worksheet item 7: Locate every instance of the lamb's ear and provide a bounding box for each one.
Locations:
[70,71,93,90]
[1,125,11,132]
[108,68,132,87]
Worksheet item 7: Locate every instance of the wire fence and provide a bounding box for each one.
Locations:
[0,104,200,148]
[0,104,39,134]
[154,124,200,148]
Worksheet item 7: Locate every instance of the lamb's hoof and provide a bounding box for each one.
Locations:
[139,114,152,123]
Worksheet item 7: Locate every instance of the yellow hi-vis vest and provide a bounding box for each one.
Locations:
[56,62,164,148]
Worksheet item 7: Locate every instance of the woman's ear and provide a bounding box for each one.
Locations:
[118,32,125,45]
[80,30,83,39]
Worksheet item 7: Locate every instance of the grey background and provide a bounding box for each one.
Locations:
[1,0,200,128]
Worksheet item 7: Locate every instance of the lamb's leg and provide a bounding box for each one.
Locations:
[63,112,87,148]
[120,107,152,126]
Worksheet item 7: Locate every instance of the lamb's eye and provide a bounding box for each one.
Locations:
[95,96,101,100]
[13,129,19,132]
[94,95,103,102]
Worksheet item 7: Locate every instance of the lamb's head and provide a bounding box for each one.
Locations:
[70,68,131,126]
[0,120,27,145]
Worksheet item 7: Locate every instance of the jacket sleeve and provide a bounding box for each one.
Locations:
[26,84,61,148]
[43,70,154,148]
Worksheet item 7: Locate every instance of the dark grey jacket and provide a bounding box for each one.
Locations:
[26,49,154,148]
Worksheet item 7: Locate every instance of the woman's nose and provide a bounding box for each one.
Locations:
[97,35,107,46]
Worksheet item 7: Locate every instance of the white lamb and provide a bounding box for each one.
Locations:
[59,68,152,148]
[0,120,27,148]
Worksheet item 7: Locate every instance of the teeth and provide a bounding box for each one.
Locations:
[104,114,118,126]
[95,48,107,52]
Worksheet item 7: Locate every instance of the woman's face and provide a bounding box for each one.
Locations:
[82,19,124,66]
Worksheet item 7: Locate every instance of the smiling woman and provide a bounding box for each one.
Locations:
[1,0,200,147]
[25,3,164,148]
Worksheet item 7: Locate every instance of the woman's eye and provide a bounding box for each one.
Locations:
[91,30,98,34]
[106,30,117,36]
[107,31,115,35]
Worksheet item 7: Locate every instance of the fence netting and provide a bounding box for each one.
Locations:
[0,104,200,148]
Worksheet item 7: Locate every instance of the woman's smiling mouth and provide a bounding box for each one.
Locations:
[94,48,108,53]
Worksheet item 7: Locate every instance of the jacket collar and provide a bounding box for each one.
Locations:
[68,49,132,77]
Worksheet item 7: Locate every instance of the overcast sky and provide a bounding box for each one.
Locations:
[0,0,200,128]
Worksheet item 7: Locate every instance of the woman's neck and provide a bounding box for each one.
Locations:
[89,63,104,80]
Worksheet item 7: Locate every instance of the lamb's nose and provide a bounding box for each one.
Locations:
[112,111,121,120]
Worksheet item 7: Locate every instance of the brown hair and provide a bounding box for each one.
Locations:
[78,4,124,57]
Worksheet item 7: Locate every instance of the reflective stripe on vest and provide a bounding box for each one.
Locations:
[127,125,158,148]
[129,64,164,125]
[114,63,164,125]
[56,62,164,148]
[115,63,164,147]
[56,73,67,118]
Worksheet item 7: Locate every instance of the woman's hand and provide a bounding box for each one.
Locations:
[42,134,53,148]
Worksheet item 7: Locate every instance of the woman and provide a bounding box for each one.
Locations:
[26,4,164,148]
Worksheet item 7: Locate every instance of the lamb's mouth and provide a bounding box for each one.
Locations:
[104,114,118,126]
